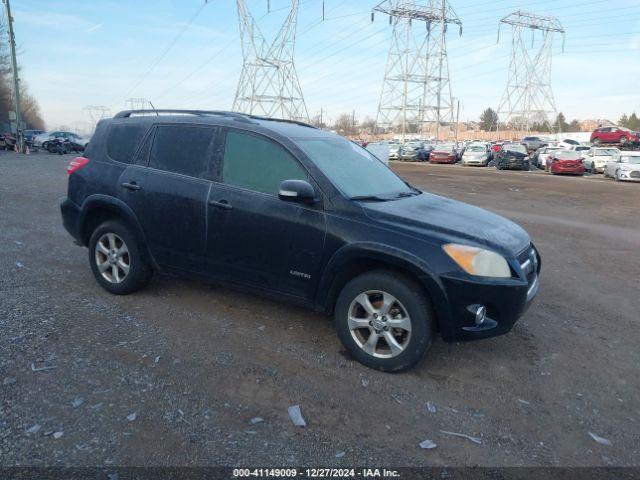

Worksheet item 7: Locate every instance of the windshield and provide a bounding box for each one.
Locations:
[557,150,582,160]
[543,147,560,153]
[595,148,619,156]
[298,138,414,199]
[620,156,640,164]
[466,145,486,152]
[434,144,454,152]
[505,144,527,154]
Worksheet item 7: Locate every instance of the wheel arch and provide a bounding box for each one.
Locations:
[316,243,452,335]
[78,195,156,267]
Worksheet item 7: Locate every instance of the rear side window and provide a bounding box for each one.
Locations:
[106,124,148,163]
[149,126,216,178]
[222,131,307,194]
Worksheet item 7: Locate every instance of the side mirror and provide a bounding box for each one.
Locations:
[278,179,317,205]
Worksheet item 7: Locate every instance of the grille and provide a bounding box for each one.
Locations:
[630,171,640,178]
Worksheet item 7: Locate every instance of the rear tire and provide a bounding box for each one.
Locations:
[88,220,153,295]
[592,138,601,146]
[334,270,435,372]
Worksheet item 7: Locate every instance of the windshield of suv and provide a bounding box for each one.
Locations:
[504,144,527,154]
[557,150,582,160]
[298,138,415,199]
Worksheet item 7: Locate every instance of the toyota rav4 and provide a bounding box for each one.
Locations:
[60,110,541,372]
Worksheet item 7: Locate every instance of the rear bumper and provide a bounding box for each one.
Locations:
[430,157,455,164]
[60,198,83,244]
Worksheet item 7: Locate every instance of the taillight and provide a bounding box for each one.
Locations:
[67,156,89,175]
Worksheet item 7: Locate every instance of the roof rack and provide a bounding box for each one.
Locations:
[114,110,256,124]
[246,115,317,129]
[113,109,317,129]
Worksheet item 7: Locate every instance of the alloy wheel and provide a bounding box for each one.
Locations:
[347,291,412,359]
[94,233,130,284]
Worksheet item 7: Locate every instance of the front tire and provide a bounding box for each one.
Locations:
[334,270,435,372]
[88,220,153,295]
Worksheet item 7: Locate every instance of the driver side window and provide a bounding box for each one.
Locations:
[222,130,308,195]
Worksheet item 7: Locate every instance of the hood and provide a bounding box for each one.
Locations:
[361,193,531,257]
[620,163,640,171]
[464,151,487,157]
[503,151,528,158]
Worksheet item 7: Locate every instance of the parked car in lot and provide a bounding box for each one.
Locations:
[34,131,91,152]
[461,143,491,166]
[603,152,640,182]
[521,136,547,152]
[60,109,540,372]
[582,147,620,173]
[388,142,401,160]
[495,143,530,170]
[429,144,457,164]
[0,132,16,150]
[591,126,640,145]
[548,150,586,176]
[532,146,560,169]
[399,141,425,162]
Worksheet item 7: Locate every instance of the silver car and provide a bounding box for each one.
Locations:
[461,143,491,166]
[582,147,620,173]
[603,152,640,182]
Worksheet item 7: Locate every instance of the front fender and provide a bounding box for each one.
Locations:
[315,242,453,338]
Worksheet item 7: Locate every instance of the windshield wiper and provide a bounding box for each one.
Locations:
[350,195,391,202]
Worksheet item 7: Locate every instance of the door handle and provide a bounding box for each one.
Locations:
[208,199,233,210]
[121,182,141,191]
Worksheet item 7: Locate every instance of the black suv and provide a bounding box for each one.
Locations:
[61,110,541,372]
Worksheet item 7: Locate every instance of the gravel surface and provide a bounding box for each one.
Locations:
[1,153,639,467]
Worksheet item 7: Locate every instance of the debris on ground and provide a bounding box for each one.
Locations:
[361,378,369,387]
[31,362,57,372]
[16,261,24,268]
[335,451,346,458]
[26,424,41,434]
[419,439,437,450]
[288,405,306,427]
[517,399,531,405]
[426,402,437,413]
[391,394,404,404]
[3,377,17,386]
[588,432,612,446]
[53,431,63,439]
[258,325,266,331]
[72,397,85,409]
[440,430,482,445]
[249,417,264,425]
[154,356,161,364]
[126,413,137,422]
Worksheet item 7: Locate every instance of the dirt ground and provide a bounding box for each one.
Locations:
[1,152,639,467]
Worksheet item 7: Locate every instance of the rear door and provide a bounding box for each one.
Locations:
[205,129,327,301]
[119,124,218,272]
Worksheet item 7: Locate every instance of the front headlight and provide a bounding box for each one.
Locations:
[443,244,511,278]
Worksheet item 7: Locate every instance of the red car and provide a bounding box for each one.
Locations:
[429,144,457,164]
[548,150,586,175]
[590,126,639,145]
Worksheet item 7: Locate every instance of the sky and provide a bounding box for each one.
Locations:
[9,0,640,132]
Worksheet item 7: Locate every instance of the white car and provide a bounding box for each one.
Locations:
[461,143,491,166]
[536,146,561,169]
[582,147,620,174]
[33,131,91,150]
[603,152,640,182]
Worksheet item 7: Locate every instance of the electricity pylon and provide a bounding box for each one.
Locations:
[233,0,309,122]
[373,0,462,140]
[496,11,565,135]
[125,98,151,111]
[84,106,111,133]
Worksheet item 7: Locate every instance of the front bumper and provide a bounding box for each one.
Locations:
[617,170,640,181]
[462,157,488,166]
[435,245,541,342]
[551,166,585,175]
